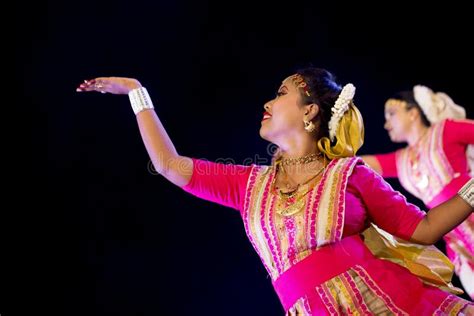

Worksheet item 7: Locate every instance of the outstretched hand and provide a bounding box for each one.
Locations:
[76,77,142,95]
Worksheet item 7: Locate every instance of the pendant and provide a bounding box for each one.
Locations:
[277,198,305,216]
[409,148,429,190]
[415,173,429,189]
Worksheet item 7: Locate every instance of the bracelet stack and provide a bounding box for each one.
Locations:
[128,87,154,115]
[457,178,473,208]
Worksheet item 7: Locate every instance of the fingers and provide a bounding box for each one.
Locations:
[76,78,108,94]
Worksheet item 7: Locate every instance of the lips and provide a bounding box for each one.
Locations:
[262,111,272,121]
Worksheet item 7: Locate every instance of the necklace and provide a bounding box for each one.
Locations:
[280,152,322,166]
[278,163,325,194]
[408,128,430,190]
[273,158,326,217]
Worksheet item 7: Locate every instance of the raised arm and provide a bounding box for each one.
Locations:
[77,77,192,187]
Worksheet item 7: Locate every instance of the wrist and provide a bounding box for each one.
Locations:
[457,178,473,208]
[129,79,142,91]
[128,87,154,115]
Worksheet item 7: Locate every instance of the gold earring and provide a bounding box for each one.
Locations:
[304,120,316,132]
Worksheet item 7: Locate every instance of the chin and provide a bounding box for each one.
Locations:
[387,132,396,142]
[390,135,403,143]
[259,128,270,141]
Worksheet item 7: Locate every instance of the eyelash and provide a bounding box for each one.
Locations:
[276,91,285,97]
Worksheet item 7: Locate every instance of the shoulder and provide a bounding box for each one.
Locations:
[442,118,474,128]
[328,157,370,181]
[330,156,365,172]
[438,118,474,139]
[247,163,272,182]
[351,159,377,177]
[251,164,271,175]
[331,156,362,166]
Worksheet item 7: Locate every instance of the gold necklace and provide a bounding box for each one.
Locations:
[273,159,326,217]
[278,163,325,194]
[280,152,322,166]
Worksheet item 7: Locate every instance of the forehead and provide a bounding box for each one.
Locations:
[281,74,303,88]
[385,99,407,110]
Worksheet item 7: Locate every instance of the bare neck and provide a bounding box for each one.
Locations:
[407,122,429,147]
[279,135,320,159]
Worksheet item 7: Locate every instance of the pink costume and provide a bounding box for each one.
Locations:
[183,156,473,315]
[375,119,474,299]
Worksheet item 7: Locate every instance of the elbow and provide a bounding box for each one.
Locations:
[151,156,193,187]
[413,238,437,246]
[149,154,180,176]
[409,218,444,245]
[147,160,167,176]
[425,235,443,246]
[149,162,178,184]
[410,232,440,246]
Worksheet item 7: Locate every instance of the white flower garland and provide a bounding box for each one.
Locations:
[328,83,356,141]
[413,85,437,123]
[413,85,466,124]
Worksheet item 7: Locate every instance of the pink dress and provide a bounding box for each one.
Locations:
[183,157,473,315]
[375,119,474,298]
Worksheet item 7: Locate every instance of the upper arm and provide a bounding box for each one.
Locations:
[180,159,253,211]
[350,164,425,240]
[444,119,474,145]
[163,156,194,187]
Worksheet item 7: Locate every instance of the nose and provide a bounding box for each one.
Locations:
[264,101,272,112]
[384,121,390,130]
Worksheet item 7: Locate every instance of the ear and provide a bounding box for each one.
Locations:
[407,107,420,121]
[303,103,320,121]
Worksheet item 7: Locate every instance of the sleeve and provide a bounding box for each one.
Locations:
[181,158,253,211]
[373,151,398,178]
[349,163,426,240]
[443,118,474,145]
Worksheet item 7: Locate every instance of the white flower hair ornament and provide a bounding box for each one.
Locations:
[413,85,466,124]
[328,83,356,141]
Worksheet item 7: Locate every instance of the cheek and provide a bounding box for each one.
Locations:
[392,116,403,126]
[271,116,290,130]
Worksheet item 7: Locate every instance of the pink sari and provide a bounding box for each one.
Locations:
[184,157,473,314]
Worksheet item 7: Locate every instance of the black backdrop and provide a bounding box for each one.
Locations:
[16,1,473,315]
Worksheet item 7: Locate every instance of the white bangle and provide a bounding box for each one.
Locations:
[128,87,154,115]
[457,178,473,208]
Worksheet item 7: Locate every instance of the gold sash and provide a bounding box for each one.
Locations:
[362,224,463,295]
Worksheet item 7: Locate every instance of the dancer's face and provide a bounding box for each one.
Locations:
[259,75,314,144]
[384,99,414,143]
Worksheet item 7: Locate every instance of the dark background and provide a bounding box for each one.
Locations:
[15,1,473,315]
